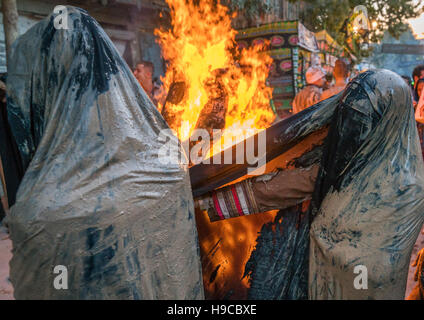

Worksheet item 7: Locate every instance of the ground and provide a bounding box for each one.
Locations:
[0,226,12,300]
[0,224,422,300]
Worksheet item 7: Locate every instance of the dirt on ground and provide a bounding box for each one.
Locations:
[0,225,13,300]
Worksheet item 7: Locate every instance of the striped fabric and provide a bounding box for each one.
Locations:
[206,180,261,222]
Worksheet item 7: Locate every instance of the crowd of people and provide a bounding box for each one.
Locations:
[292,59,349,114]
[292,60,424,155]
[133,61,165,107]
[412,65,424,159]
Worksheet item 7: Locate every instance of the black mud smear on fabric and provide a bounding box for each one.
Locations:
[9,7,122,175]
[243,206,309,300]
[41,9,120,100]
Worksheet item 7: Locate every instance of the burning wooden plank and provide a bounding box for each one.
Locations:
[190,98,334,197]
[190,97,337,299]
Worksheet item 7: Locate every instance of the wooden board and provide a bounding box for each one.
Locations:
[193,126,328,299]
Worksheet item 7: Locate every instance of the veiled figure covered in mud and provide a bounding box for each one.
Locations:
[196,69,424,300]
[5,7,203,300]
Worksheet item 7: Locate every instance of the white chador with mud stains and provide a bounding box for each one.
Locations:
[6,7,204,299]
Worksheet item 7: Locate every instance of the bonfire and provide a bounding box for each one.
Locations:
[155,0,275,159]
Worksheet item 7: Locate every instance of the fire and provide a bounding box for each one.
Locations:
[155,0,275,153]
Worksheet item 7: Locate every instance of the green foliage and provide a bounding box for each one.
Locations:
[290,0,423,57]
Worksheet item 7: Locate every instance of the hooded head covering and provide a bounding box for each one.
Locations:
[309,69,424,299]
[6,7,203,299]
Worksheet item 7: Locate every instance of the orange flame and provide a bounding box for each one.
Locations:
[155,0,275,151]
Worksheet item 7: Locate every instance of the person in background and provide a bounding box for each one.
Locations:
[134,60,154,99]
[321,59,349,101]
[407,247,424,300]
[414,83,424,263]
[414,78,424,160]
[412,64,424,103]
[292,66,326,114]
[415,78,424,101]
[152,77,166,109]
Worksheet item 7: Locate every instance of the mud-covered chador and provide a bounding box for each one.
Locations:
[6,7,203,300]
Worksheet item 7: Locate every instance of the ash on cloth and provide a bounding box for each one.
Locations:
[6,7,203,299]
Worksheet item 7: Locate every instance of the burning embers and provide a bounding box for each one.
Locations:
[155,0,275,157]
